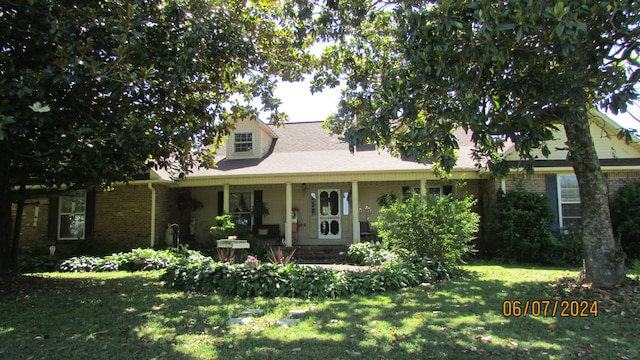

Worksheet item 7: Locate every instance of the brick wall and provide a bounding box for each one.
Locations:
[13,184,195,256]
[504,173,547,193]
[93,184,152,251]
[12,199,51,255]
[606,172,640,201]
[497,171,640,203]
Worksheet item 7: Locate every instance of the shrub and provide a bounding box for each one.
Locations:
[58,256,104,272]
[19,255,61,273]
[345,242,397,266]
[374,192,479,264]
[209,214,264,262]
[611,181,640,260]
[209,214,237,242]
[161,255,458,298]
[57,246,194,272]
[549,226,583,267]
[487,190,581,265]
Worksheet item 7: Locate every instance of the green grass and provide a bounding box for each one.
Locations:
[1,265,638,359]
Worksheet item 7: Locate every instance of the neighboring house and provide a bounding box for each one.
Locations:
[12,110,640,257]
[496,110,640,230]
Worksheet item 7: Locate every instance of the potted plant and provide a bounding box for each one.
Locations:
[251,200,270,220]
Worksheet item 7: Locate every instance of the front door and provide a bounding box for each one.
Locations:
[318,189,341,239]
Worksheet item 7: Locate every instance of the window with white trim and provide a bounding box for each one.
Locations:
[58,191,87,240]
[230,191,252,229]
[234,132,253,153]
[558,175,581,227]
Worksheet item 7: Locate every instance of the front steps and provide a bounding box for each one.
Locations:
[293,245,349,264]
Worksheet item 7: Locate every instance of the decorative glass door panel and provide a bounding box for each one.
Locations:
[318,189,341,239]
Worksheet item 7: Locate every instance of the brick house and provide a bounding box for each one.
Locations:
[12,110,640,257]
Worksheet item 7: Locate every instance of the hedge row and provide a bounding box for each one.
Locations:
[160,254,457,299]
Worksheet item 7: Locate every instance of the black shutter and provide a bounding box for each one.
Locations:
[545,174,559,230]
[253,190,263,227]
[48,196,59,241]
[85,191,96,240]
[217,191,223,216]
[402,186,411,200]
[443,185,453,196]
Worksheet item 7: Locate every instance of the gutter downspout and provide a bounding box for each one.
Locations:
[148,183,157,247]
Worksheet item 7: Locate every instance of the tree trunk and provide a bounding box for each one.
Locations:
[0,158,16,274]
[563,111,626,288]
[11,185,26,271]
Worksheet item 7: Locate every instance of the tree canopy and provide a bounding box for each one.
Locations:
[0,0,311,272]
[299,0,639,288]
[306,0,639,173]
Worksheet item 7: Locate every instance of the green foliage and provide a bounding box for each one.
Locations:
[488,190,555,261]
[374,192,479,263]
[550,226,584,267]
[376,192,397,208]
[301,0,638,286]
[611,181,640,260]
[488,190,582,266]
[58,256,104,273]
[345,242,397,266]
[57,246,194,272]
[18,255,61,273]
[209,214,237,242]
[161,255,457,298]
[307,0,639,175]
[0,0,312,272]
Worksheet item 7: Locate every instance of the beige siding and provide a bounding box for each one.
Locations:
[260,127,273,155]
[503,114,640,161]
[191,187,219,245]
[223,119,276,160]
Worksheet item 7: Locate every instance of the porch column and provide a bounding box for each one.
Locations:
[352,180,360,243]
[420,179,427,198]
[285,183,293,247]
[223,184,230,213]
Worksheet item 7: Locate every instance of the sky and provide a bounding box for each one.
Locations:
[273,80,640,131]
[273,80,342,123]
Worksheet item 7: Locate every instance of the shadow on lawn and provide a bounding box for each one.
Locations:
[1,269,638,359]
[0,273,220,359]
[208,269,638,359]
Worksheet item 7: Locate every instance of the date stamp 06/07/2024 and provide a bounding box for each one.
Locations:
[502,300,599,317]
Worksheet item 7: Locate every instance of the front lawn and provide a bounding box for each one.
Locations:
[1,265,638,359]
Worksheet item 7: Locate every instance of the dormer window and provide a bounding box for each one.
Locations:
[234,132,253,153]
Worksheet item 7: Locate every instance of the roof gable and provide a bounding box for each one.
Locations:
[502,110,640,163]
[220,118,278,160]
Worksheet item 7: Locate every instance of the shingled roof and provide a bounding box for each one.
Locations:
[169,121,479,180]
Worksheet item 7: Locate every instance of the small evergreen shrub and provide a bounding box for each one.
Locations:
[487,190,581,265]
[209,214,264,261]
[374,192,479,263]
[611,181,640,260]
[209,214,237,241]
[345,242,397,266]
